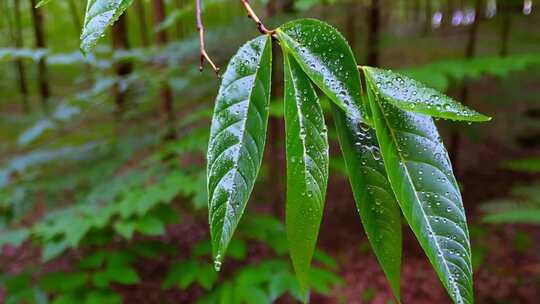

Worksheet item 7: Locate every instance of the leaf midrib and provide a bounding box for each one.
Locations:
[217,40,268,251]
[286,55,312,199]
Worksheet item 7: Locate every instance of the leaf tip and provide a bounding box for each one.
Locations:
[470,113,492,123]
[213,251,222,272]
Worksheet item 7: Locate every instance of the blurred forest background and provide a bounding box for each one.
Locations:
[0,0,539,303]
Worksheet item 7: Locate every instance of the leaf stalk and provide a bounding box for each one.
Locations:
[240,0,275,36]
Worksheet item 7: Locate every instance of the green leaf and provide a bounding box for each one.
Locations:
[0,229,29,248]
[400,53,540,91]
[35,0,53,8]
[502,157,540,173]
[366,83,474,304]
[196,264,218,290]
[40,272,89,292]
[276,19,365,121]
[51,294,79,304]
[483,209,540,224]
[308,267,343,295]
[94,265,140,287]
[109,266,140,284]
[79,252,106,269]
[134,216,166,236]
[162,261,198,290]
[364,67,491,122]
[42,240,69,262]
[207,35,272,268]
[283,52,329,293]
[331,104,402,300]
[85,290,122,304]
[313,250,338,270]
[114,220,136,239]
[238,286,269,304]
[80,0,134,54]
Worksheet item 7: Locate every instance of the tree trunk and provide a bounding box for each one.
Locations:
[12,0,30,113]
[175,0,185,39]
[282,0,295,13]
[366,0,381,66]
[424,0,432,34]
[135,0,150,46]
[152,0,176,140]
[67,0,81,30]
[111,14,133,120]
[153,0,168,44]
[449,0,482,171]
[413,0,421,23]
[464,1,481,59]
[30,0,51,111]
[444,0,456,27]
[499,3,512,57]
[266,0,276,17]
[345,1,357,54]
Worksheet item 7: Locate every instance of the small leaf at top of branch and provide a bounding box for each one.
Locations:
[364,66,491,122]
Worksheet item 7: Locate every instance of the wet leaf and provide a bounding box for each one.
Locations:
[483,209,540,224]
[332,104,402,300]
[364,67,491,122]
[207,36,272,269]
[276,19,366,121]
[283,52,329,293]
[0,229,30,248]
[35,0,53,8]
[80,0,134,54]
[367,84,474,304]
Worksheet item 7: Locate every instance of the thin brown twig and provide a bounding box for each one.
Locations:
[240,0,276,37]
[196,0,220,75]
[196,0,276,75]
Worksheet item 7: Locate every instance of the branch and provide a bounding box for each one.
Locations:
[196,0,220,75]
[196,0,275,75]
[240,0,275,36]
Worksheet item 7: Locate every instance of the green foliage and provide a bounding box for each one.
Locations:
[0,127,210,261]
[365,67,491,122]
[80,0,135,53]
[482,181,540,225]
[482,158,540,225]
[163,214,341,304]
[207,18,488,303]
[276,19,365,121]
[331,104,402,298]
[366,77,473,303]
[501,157,540,173]
[207,35,272,268]
[25,164,186,260]
[35,0,54,8]
[1,245,173,304]
[283,51,329,293]
[46,243,175,303]
[0,271,48,304]
[0,229,30,248]
[402,54,540,91]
